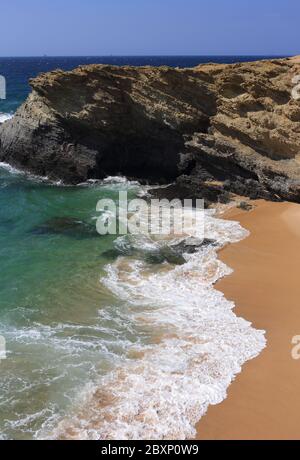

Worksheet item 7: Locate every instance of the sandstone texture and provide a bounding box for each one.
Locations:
[1,56,300,203]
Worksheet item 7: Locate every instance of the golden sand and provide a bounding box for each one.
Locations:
[196,200,300,440]
[289,55,300,63]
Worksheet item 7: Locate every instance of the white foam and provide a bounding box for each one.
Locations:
[43,208,266,440]
[0,161,23,175]
[103,175,143,186]
[0,161,65,186]
[0,314,135,438]
[0,113,13,124]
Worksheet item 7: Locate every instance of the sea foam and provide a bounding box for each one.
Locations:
[44,207,266,440]
[0,113,13,124]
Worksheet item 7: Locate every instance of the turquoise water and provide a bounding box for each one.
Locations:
[0,166,149,439]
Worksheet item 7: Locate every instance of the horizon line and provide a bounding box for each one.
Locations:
[0,54,294,59]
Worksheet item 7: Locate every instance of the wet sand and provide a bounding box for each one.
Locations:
[196,200,300,440]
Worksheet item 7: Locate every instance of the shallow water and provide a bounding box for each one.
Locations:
[46,203,266,440]
[0,165,266,440]
[0,167,146,439]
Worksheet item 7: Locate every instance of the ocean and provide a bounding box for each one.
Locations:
[0,57,270,440]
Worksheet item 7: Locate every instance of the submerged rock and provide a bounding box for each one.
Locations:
[102,237,217,266]
[31,217,97,238]
[102,244,186,265]
[144,246,187,265]
[170,238,218,253]
[1,57,300,203]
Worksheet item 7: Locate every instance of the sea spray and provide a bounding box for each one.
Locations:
[0,113,13,124]
[42,207,266,440]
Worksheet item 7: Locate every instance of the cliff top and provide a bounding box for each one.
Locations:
[1,56,300,203]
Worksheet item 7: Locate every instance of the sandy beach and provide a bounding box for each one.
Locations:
[196,200,300,440]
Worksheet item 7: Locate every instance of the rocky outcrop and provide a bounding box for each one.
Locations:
[1,57,300,202]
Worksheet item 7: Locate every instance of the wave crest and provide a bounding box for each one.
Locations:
[0,113,13,124]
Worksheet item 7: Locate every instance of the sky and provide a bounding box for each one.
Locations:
[0,0,299,56]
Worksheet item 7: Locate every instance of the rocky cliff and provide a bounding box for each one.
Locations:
[1,56,300,203]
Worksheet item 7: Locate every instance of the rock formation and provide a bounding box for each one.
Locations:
[1,56,300,203]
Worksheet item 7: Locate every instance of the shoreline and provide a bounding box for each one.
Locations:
[196,200,300,440]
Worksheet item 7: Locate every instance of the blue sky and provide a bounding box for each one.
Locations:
[0,0,299,56]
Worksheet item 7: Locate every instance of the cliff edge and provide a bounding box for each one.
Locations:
[0,56,300,202]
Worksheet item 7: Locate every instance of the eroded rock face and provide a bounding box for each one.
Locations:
[0,57,300,202]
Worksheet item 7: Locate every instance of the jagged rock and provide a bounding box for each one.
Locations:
[1,57,300,203]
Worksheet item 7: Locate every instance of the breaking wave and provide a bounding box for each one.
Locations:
[40,207,266,440]
[0,113,13,124]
